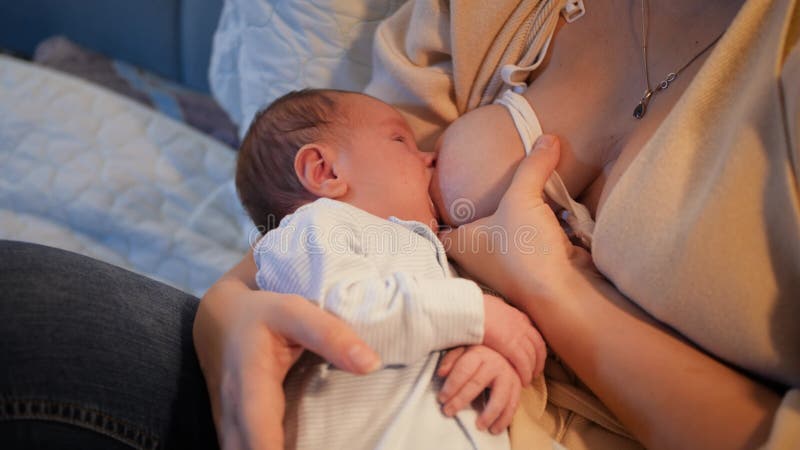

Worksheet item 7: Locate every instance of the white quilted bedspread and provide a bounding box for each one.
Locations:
[210,0,406,136]
[0,56,252,296]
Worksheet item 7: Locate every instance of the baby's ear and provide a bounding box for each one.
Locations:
[294,144,348,198]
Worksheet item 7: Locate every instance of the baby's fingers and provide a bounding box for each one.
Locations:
[489,377,521,434]
[437,347,466,378]
[507,340,533,386]
[442,364,495,418]
[476,373,512,433]
[438,350,481,408]
[527,328,547,377]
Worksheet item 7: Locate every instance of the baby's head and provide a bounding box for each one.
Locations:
[236,89,437,232]
[430,104,527,227]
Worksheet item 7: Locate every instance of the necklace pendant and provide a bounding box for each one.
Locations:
[633,90,652,119]
[633,101,647,119]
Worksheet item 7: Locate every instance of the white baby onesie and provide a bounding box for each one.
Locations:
[255,198,510,450]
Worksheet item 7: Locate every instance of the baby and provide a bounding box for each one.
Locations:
[235,89,545,450]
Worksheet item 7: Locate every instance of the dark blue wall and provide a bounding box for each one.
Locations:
[0,0,223,92]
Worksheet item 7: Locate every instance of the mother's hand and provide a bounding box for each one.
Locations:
[443,137,781,450]
[193,254,380,450]
[441,135,592,308]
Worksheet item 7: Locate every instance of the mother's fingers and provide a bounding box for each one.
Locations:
[216,330,292,450]
[503,135,561,205]
[217,297,381,450]
[265,295,381,374]
[195,284,381,450]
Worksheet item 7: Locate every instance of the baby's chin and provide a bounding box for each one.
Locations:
[427,195,441,225]
[429,170,455,227]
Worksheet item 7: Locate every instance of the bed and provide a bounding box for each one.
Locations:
[0,0,404,296]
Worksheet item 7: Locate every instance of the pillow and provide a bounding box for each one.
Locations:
[209,0,406,137]
[33,36,239,148]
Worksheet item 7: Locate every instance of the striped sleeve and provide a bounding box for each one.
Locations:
[254,203,484,365]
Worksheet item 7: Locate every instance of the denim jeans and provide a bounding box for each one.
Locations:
[0,240,218,449]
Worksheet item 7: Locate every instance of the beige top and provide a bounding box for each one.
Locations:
[366,0,561,149]
[366,0,800,447]
[594,0,800,388]
[592,0,800,446]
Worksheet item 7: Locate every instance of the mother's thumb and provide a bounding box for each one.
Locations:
[507,134,561,199]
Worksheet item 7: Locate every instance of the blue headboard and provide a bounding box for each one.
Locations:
[0,0,223,92]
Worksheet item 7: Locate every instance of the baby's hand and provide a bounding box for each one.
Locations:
[483,294,546,385]
[437,345,521,434]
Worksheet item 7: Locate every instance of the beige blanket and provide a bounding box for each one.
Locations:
[365,0,564,150]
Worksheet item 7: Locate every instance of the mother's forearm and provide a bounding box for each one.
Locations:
[520,272,780,450]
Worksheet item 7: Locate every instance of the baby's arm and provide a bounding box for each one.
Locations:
[254,205,484,366]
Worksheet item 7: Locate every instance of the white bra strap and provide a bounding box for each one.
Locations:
[494,90,542,153]
[500,31,554,93]
[494,90,594,248]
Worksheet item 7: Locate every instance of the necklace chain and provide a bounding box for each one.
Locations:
[634,0,724,119]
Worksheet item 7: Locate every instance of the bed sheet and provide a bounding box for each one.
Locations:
[210,0,406,137]
[0,55,252,296]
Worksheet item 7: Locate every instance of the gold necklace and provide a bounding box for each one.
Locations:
[633,0,724,119]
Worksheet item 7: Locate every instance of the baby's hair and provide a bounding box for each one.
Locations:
[236,88,349,233]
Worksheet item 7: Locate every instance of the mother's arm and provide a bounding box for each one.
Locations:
[442,136,781,450]
[193,250,381,450]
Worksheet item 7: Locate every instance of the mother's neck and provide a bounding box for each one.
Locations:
[635,0,746,38]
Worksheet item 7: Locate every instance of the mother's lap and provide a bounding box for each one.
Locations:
[0,240,217,449]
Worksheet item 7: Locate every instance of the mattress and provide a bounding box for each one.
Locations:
[0,55,251,296]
